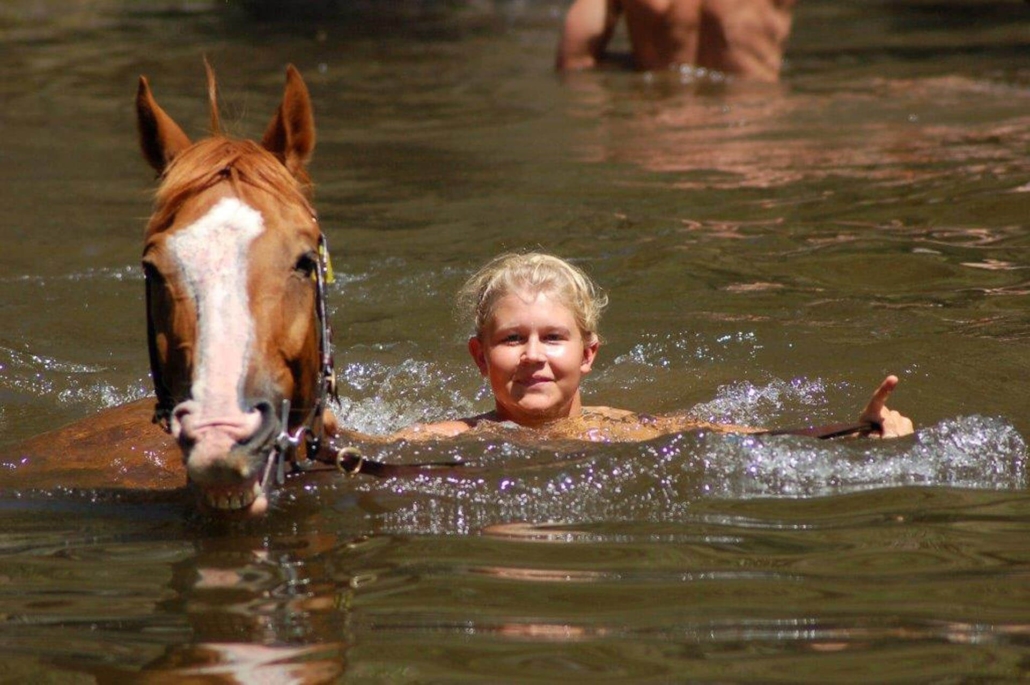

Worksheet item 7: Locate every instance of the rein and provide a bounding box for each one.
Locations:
[261,418,878,486]
[760,420,878,439]
[265,417,879,488]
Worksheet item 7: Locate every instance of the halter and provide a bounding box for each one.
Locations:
[147,230,339,486]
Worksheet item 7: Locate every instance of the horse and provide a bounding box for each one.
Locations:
[7,64,341,517]
[136,63,340,516]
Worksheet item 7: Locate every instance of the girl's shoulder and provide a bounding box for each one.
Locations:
[392,413,498,440]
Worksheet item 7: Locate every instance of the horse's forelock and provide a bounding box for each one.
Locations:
[147,137,313,235]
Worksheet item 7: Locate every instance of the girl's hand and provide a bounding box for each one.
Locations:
[859,375,915,438]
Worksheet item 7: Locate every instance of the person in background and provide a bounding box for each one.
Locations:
[556,0,797,82]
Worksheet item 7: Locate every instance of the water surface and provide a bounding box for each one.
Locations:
[0,0,1028,681]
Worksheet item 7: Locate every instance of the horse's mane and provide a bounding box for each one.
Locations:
[146,136,315,235]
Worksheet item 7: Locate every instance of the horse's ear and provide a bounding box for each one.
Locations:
[137,76,192,174]
[261,64,315,179]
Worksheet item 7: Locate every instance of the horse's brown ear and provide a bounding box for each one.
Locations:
[137,76,192,174]
[261,64,315,179]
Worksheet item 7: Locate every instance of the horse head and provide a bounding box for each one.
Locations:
[137,64,336,516]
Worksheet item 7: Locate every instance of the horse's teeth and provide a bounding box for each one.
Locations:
[204,485,259,511]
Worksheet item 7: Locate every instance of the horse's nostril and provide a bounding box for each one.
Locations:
[241,400,281,449]
[170,400,199,443]
[248,400,276,422]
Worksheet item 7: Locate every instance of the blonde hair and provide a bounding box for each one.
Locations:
[457,252,608,344]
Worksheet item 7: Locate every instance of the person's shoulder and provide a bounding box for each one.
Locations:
[392,413,497,441]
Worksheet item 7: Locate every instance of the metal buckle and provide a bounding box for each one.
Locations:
[335,446,364,476]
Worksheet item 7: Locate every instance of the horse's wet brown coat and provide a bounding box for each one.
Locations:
[10,399,180,491]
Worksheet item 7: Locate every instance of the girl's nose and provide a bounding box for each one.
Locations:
[522,336,546,362]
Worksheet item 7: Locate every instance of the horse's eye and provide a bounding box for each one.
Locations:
[294,252,318,278]
[142,261,165,286]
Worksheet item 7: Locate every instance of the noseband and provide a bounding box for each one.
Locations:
[147,231,338,484]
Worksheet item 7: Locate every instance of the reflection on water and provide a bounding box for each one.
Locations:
[568,74,1030,193]
[0,0,1029,681]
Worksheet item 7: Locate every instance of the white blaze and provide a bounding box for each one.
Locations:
[168,197,264,420]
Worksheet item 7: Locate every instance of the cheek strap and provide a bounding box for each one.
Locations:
[145,274,174,433]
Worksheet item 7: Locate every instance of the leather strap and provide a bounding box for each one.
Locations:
[760,420,878,440]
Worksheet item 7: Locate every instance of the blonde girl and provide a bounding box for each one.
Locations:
[399,252,913,440]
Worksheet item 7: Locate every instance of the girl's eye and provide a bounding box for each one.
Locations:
[502,334,522,344]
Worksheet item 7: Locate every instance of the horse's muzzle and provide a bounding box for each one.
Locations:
[172,399,282,514]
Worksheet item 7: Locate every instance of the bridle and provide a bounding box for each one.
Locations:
[261,232,339,489]
[146,229,340,486]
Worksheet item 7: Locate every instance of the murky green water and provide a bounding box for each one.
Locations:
[0,1,1029,681]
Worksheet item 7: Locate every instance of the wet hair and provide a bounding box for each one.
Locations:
[457,252,608,344]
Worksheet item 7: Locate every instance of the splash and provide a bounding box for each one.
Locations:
[687,377,830,426]
[700,415,1027,498]
[0,344,148,410]
[333,357,479,435]
[305,415,1027,535]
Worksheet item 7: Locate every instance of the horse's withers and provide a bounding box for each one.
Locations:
[137,65,329,516]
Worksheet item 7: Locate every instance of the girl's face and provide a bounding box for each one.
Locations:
[469,290,599,426]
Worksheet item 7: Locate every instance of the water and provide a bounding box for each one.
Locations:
[0,0,1029,681]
